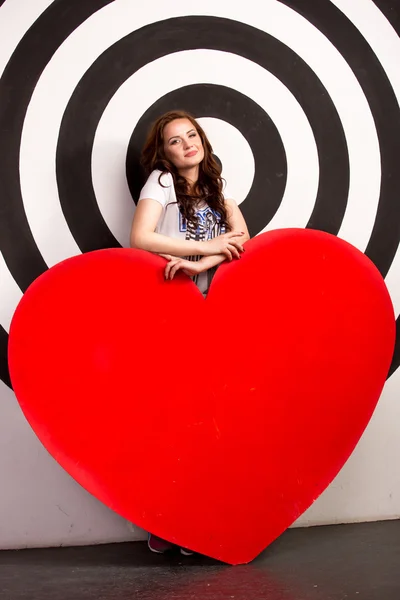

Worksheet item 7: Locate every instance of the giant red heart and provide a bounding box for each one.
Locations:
[8,229,395,564]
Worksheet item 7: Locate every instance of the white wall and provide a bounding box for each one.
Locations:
[1,369,399,550]
[297,367,400,527]
[0,379,144,549]
[1,0,400,550]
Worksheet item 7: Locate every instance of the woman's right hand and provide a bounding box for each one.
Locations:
[203,232,245,260]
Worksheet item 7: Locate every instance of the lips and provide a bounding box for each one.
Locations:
[185,150,197,157]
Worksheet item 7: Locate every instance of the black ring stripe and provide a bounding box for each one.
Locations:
[0,326,11,389]
[126,84,287,237]
[1,3,398,385]
[0,0,114,388]
[278,0,400,377]
[56,15,349,253]
[279,0,400,279]
[0,0,113,292]
[373,1,400,381]
[388,319,400,378]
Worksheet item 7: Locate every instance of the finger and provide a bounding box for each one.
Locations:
[223,248,233,261]
[165,259,178,279]
[170,261,183,280]
[227,243,241,260]
[230,240,245,253]
[226,231,245,239]
[159,253,172,260]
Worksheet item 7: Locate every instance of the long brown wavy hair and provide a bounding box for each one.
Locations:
[141,110,230,230]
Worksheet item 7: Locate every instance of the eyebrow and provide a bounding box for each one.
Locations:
[167,128,196,142]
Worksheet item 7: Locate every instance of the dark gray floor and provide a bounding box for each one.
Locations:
[1,520,399,600]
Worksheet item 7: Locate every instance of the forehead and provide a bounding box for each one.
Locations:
[163,118,196,139]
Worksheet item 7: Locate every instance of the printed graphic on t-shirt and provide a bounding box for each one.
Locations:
[179,205,225,239]
[181,206,226,290]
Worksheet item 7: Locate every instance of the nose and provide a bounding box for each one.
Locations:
[183,138,193,150]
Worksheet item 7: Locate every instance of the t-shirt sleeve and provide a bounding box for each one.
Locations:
[138,170,170,207]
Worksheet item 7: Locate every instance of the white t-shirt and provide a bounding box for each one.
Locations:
[138,169,233,294]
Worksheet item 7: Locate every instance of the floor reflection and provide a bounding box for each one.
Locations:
[157,564,301,600]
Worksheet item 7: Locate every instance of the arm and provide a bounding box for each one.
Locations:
[195,197,250,269]
[130,197,245,258]
[130,198,203,257]
[165,198,250,279]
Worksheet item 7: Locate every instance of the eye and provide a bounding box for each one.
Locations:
[170,139,180,145]
[189,132,197,138]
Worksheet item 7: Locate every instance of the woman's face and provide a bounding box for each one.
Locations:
[162,118,204,172]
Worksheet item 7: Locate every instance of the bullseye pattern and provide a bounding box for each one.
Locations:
[0,0,399,387]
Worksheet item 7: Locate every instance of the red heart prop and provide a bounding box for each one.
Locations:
[8,229,395,564]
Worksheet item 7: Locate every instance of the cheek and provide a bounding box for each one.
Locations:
[164,146,179,163]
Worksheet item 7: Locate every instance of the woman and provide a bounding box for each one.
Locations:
[130,110,250,553]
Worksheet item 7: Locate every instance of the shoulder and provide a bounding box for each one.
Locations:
[145,169,173,188]
[139,170,173,206]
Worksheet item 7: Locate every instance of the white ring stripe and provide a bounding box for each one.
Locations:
[0,1,52,332]
[0,253,23,332]
[19,0,380,269]
[332,0,400,111]
[331,0,400,316]
[92,50,318,247]
[208,0,381,253]
[197,117,256,208]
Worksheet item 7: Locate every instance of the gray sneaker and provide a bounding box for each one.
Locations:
[180,547,194,556]
[147,533,174,554]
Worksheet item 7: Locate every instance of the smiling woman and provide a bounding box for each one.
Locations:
[130,110,250,296]
[129,110,250,555]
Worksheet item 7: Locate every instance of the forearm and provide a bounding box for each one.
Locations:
[197,254,226,270]
[156,252,226,269]
[196,232,249,268]
[178,233,249,270]
[130,231,203,257]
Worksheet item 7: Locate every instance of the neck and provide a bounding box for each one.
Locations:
[178,164,199,188]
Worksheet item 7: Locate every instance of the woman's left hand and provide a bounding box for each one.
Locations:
[163,256,203,280]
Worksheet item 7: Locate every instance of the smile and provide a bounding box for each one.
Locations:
[184,150,198,157]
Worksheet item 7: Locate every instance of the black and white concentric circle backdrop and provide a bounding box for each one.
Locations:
[1,0,400,389]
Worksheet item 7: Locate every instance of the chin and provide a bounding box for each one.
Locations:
[176,152,204,172]
[187,154,204,167]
